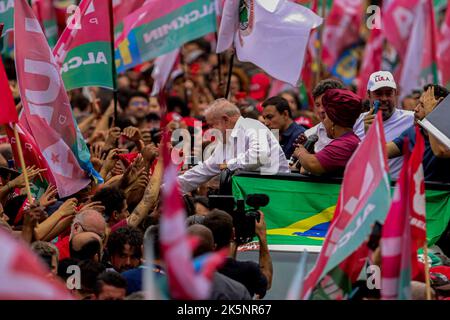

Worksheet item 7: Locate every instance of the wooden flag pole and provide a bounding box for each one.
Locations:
[108,0,118,125]
[225,53,235,100]
[423,243,432,300]
[12,124,33,204]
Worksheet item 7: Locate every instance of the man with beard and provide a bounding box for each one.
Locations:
[354,71,414,179]
[105,226,143,273]
[124,92,151,129]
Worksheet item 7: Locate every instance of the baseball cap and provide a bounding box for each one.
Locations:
[367,71,397,92]
[250,73,271,101]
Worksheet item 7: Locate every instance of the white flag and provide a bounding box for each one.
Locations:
[151,48,180,96]
[217,0,322,86]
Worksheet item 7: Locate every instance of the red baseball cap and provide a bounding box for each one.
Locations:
[250,73,271,101]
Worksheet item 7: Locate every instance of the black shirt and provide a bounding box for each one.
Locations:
[218,257,268,298]
[281,122,306,159]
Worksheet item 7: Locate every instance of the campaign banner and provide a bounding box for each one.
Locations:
[115,0,216,73]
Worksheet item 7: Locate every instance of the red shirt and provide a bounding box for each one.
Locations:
[315,132,360,176]
[111,219,128,233]
[55,236,70,261]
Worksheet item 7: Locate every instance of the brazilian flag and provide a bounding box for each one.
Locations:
[232,172,450,247]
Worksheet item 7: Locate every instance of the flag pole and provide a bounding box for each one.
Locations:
[423,243,432,300]
[108,0,118,125]
[225,52,235,100]
[315,0,327,85]
[12,124,33,204]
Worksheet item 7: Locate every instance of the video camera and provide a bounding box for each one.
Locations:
[208,194,269,244]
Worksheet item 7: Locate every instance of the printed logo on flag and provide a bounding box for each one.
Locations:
[239,0,254,36]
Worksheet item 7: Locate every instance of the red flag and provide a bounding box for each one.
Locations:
[160,132,227,300]
[357,28,384,99]
[381,126,426,300]
[321,0,363,68]
[4,122,56,186]
[112,0,146,26]
[0,229,73,300]
[0,57,18,124]
[14,0,90,197]
[438,6,450,88]
[301,113,391,299]
[382,0,420,60]
[409,127,427,251]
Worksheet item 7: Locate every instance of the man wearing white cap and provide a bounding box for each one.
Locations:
[353,71,414,179]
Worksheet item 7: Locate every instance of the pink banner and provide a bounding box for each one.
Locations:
[438,6,450,88]
[321,0,363,67]
[382,0,420,60]
[113,0,146,25]
[14,0,90,197]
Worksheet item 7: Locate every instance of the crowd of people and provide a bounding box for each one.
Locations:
[1,36,450,300]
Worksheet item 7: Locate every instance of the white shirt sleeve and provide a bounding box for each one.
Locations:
[227,128,270,172]
[177,148,222,194]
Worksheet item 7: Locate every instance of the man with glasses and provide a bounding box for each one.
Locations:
[353,71,414,179]
[124,92,151,129]
[55,209,107,261]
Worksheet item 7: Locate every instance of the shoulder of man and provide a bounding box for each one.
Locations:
[210,272,252,300]
[305,123,321,137]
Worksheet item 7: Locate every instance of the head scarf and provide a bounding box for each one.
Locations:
[322,89,362,128]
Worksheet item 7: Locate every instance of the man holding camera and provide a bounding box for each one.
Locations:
[203,209,272,299]
[177,99,289,193]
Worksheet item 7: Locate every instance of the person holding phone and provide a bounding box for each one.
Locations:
[353,71,414,179]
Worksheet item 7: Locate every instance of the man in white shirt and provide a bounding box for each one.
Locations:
[353,71,414,179]
[305,79,344,152]
[178,99,289,193]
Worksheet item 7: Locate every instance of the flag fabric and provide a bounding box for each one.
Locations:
[409,127,427,251]
[115,0,217,74]
[113,0,146,25]
[0,229,73,300]
[160,132,227,300]
[382,0,420,61]
[357,27,384,99]
[5,122,55,197]
[232,173,450,248]
[32,0,58,47]
[217,0,322,87]
[286,249,309,300]
[151,48,180,96]
[321,0,363,69]
[0,0,14,37]
[300,113,392,299]
[53,0,115,90]
[399,0,439,100]
[0,55,18,124]
[438,6,450,89]
[380,144,414,299]
[14,0,92,198]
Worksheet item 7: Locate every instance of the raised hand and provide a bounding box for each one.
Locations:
[39,185,58,208]
[123,126,143,143]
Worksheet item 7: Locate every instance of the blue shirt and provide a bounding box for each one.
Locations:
[393,126,450,182]
[281,122,306,159]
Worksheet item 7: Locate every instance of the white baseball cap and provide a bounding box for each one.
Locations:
[367,71,397,92]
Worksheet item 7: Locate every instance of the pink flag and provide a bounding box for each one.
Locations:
[151,48,180,96]
[5,122,56,186]
[399,0,439,99]
[112,0,146,25]
[409,127,427,252]
[0,56,18,124]
[301,113,391,299]
[0,229,73,300]
[160,132,227,300]
[357,28,384,99]
[381,126,426,300]
[321,0,363,68]
[382,0,420,60]
[438,6,450,88]
[14,0,90,197]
